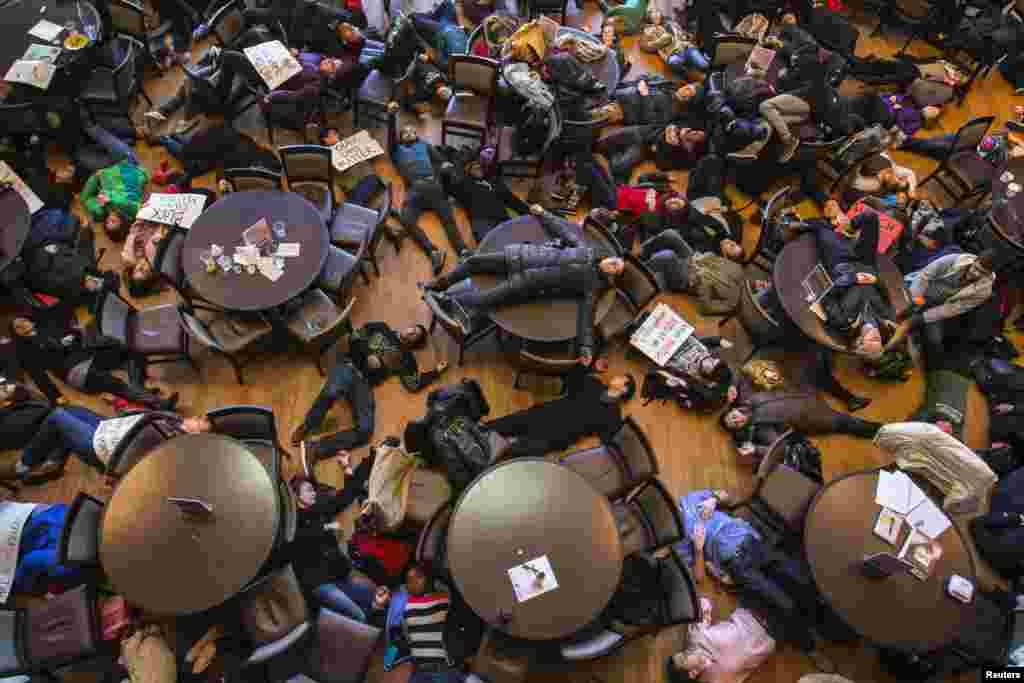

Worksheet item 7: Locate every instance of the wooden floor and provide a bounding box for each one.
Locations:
[7,2,1019,681]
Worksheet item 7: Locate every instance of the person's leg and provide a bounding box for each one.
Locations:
[646,250,690,292]
[82,124,139,166]
[21,407,101,467]
[833,412,883,438]
[336,573,376,612]
[900,134,957,161]
[758,94,810,151]
[346,176,386,208]
[608,144,647,184]
[577,155,617,209]
[155,82,191,117]
[431,252,507,289]
[308,370,375,459]
[921,319,946,365]
[682,46,710,72]
[399,186,440,256]
[426,182,469,255]
[314,583,368,622]
[158,135,186,160]
[802,347,868,409]
[639,229,694,261]
[301,363,357,435]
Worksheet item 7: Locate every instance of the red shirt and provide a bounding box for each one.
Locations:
[617,186,664,217]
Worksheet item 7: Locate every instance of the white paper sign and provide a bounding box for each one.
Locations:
[243,40,302,90]
[630,302,695,367]
[28,19,64,43]
[275,242,301,257]
[331,130,385,172]
[0,503,39,602]
[905,494,952,540]
[4,60,56,90]
[0,161,44,215]
[137,193,206,228]
[507,555,559,603]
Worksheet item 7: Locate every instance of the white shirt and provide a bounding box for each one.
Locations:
[93,414,146,465]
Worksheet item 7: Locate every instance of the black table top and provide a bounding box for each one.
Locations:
[0,189,32,273]
[0,0,101,78]
[990,156,1024,250]
[183,191,330,312]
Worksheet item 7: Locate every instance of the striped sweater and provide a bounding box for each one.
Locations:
[403,593,450,667]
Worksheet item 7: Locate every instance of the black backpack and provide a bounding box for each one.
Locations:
[419,380,492,490]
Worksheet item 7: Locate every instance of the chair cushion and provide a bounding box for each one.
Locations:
[612,502,653,556]
[319,246,358,292]
[560,446,629,499]
[358,70,396,102]
[445,93,487,126]
[948,151,996,188]
[131,305,186,355]
[80,72,117,103]
[285,290,344,343]
[25,586,97,669]
[560,630,623,660]
[240,566,307,644]
[330,203,378,245]
[202,312,273,354]
[309,609,381,683]
[758,464,821,531]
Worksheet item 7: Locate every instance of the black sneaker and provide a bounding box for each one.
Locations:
[430,249,447,275]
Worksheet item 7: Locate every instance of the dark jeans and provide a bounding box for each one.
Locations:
[411,0,458,43]
[901,134,956,161]
[723,538,817,652]
[400,179,468,255]
[595,125,661,183]
[686,154,727,202]
[21,406,102,468]
[576,154,616,209]
[666,47,711,75]
[303,361,376,461]
[799,345,867,407]
[641,230,695,292]
[74,348,158,406]
[440,252,510,308]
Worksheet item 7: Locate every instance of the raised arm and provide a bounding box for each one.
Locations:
[531,205,583,247]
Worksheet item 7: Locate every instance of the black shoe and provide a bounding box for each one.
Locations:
[430,249,447,275]
[847,396,871,412]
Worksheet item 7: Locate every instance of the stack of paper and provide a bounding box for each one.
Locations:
[507,555,559,603]
[28,19,65,43]
[4,60,56,90]
[905,494,951,539]
[875,470,926,515]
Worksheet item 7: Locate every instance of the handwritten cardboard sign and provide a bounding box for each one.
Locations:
[137,193,206,228]
[331,130,385,172]
[243,40,302,90]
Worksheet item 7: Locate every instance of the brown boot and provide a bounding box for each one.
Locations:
[21,461,64,485]
[0,461,22,481]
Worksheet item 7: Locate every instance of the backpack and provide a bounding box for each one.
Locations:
[781,435,824,484]
[421,380,492,490]
[24,241,93,299]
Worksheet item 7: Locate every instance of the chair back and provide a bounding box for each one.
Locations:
[582,214,624,258]
[607,416,659,486]
[109,0,147,37]
[152,226,187,287]
[95,290,136,346]
[0,607,26,675]
[239,564,308,645]
[416,502,454,576]
[949,116,996,158]
[206,405,277,442]
[627,478,684,548]
[618,254,660,310]
[597,288,638,341]
[658,547,699,625]
[748,185,793,271]
[57,493,104,567]
[111,38,139,101]
[611,499,656,556]
[107,415,172,476]
[0,102,48,136]
[177,305,228,353]
[754,431,822,533]
[319,244,359,294]
[209,0,247,46]
[279,145,333,185]
[559,444,631,499]
[224,167,284,192]
[449,55,500,97]
[711,35,758,70]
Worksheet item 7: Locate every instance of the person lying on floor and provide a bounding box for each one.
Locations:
[641,5,710,78]
[438,146,524,243]
[422,204,625,367]
[0,409,207,483]
[588,77,702,126]
[640,338,737,412]
[8,316,177,412]
[386,102,470,273]
[154,122,281,182]
[399,52,453,117]
[77,122,149,242]
[369,563,465,683]
[843,155,917,207]
[720,374,883,467]
[485,370,634,455]
[288,322,448,455]
[120,219,170,297]
[596,124,708,184]
[639,229,746,315]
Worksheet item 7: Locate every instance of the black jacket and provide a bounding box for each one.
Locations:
[612,79,687,126]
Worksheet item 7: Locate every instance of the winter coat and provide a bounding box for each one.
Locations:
[80,160,149,222]
[690,252,745,315]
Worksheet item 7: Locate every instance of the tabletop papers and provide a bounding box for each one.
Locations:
[0,161,44,215]
[507,555,559,603]
[28,19,65,43]
[331,130,385,172]
[137,193,206,228]
[23,44,61,63]
[875,470,926,516]
[630,302,695,367]
[4,60,56,90]
[905,494,951,540]
[243,40,301,90]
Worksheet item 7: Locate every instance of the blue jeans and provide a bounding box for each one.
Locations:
[667,47,710,74]
[314,575,375,623]
[158,135,186,160]
[411,670,465,683]
[303,361,376,461]
[21,407,102,468]
[83,124,139,166]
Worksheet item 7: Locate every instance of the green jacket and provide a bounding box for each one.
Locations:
[80,160,149,222]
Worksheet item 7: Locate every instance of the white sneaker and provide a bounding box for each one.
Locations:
[144,111,167,122]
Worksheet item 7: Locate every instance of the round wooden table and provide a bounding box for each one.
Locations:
[0,190,32,273]
[472,215,617,343]
[100,433,280,615]
[803,469,975,653]
[447,458,623,640]
[182,191,329,312]
[989,156,1024,251]
[773,234,911,354]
